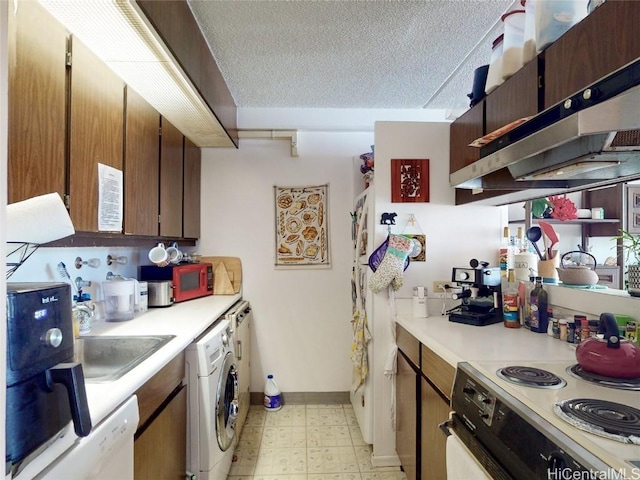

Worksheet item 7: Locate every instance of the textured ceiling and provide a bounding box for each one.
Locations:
[188,0,516,112]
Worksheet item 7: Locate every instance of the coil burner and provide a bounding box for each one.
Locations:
[554,399,640,444]
[497,365,567,389]
[567,364,640,391]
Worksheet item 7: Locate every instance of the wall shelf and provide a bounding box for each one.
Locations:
[509,218,620,225]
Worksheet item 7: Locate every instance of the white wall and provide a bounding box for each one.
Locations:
[369,121,505,462]
[7,246,147,293]
[198,131,375,393]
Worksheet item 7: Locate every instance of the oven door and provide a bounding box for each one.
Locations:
[441,414,514,480]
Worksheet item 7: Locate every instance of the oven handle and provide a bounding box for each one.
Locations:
[439,418,453,437]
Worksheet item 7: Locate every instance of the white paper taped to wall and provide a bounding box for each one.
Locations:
[6,192,75,244]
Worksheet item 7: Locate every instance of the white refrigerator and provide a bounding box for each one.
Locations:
[350,185,374,444]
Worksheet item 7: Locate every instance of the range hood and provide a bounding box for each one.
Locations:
[450,60,640,193]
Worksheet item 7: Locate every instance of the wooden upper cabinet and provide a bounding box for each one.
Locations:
[69,37,124,232]
[485,58,540,134]
[159,118,184,237]
[124,87,161,236]
[8,1,67,204]
[450,101,484,174]
[183,138,201,239]
[544,1,640,108]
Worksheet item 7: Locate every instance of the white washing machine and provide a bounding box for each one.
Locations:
[186,319,239,480]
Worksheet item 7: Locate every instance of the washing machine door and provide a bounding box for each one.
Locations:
[216,351,239,451]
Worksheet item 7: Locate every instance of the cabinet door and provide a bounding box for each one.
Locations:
[485,58,540,134]
[159,118,184,237]
[420,377,450,480]
[544,1,640,108]
[69,37,124,232]
[8,1,67,204]
[449,101,483,174]
[183,138,201,239]
[124,87,160,236]
[134,385,186,480]
[396,350,418,480]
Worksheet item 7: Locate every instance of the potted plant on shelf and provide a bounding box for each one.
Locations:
[614,229,640,296]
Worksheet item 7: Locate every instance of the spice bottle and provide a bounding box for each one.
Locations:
[529,277,548,333]
[567,318,576,344]
[588,319,599,337]
[559,319,568,341]
[72,294,95,337]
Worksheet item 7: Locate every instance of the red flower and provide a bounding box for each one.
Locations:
[548,195,578,221]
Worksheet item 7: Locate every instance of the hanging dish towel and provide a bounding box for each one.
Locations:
[384,287,398,430]
[350,308,371,392]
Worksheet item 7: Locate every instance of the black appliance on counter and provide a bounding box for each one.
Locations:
[448,259,502,326]
[5,282,92,476]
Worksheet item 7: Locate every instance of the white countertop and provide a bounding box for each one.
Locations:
[82,293,242,426]
[396,314,578,367]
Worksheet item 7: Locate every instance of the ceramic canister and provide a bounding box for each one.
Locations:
[514,253,538,282]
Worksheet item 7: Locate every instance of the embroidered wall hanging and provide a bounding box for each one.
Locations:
[274,184,330,268]
[391,159,430,203]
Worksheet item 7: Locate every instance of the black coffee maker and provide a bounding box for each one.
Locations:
[448,259,503,326]
[5,282,92,476]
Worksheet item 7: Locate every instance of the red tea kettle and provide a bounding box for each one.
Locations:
[576,313,640,378]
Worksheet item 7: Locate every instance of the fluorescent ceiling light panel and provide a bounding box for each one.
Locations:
[38,0,234,147]
[522,161,620,180]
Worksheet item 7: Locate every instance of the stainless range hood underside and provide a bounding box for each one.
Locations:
[450,80,640,195]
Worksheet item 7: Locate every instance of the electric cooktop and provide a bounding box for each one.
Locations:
[470,361,640,474]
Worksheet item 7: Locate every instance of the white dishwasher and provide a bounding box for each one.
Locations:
[33,395,139,480]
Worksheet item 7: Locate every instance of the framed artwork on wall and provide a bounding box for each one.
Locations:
[274,184,330,268]
[391,159,430,203]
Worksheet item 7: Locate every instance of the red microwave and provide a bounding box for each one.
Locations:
[139,263,213,302]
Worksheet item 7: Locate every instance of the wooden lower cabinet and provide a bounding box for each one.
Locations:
[134,352,186,480]
[396,350,419,480]
[396,325,455,480]
[134,385,186,480]
[420,377,450,480]
[396,325,421,479]
[421,344,455,480]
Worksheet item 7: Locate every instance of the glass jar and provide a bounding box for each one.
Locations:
[485,34,505,94]
[501,9,526,80]
[551,318,560,338]
[522,0,537,64]
[566,318,575,343]
[73,299,95,337]
[588,319,599,337]
[559,319,568,341]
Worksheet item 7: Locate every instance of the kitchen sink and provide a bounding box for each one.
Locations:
[74,335,176,383]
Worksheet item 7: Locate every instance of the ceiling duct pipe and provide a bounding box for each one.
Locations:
[237,130,299,157]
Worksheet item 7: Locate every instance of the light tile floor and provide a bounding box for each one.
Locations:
[228,404,408,480]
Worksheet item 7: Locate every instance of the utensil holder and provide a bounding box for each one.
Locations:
[538,253,560,284]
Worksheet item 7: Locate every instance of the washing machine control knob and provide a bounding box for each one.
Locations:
[221,333,229,346]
